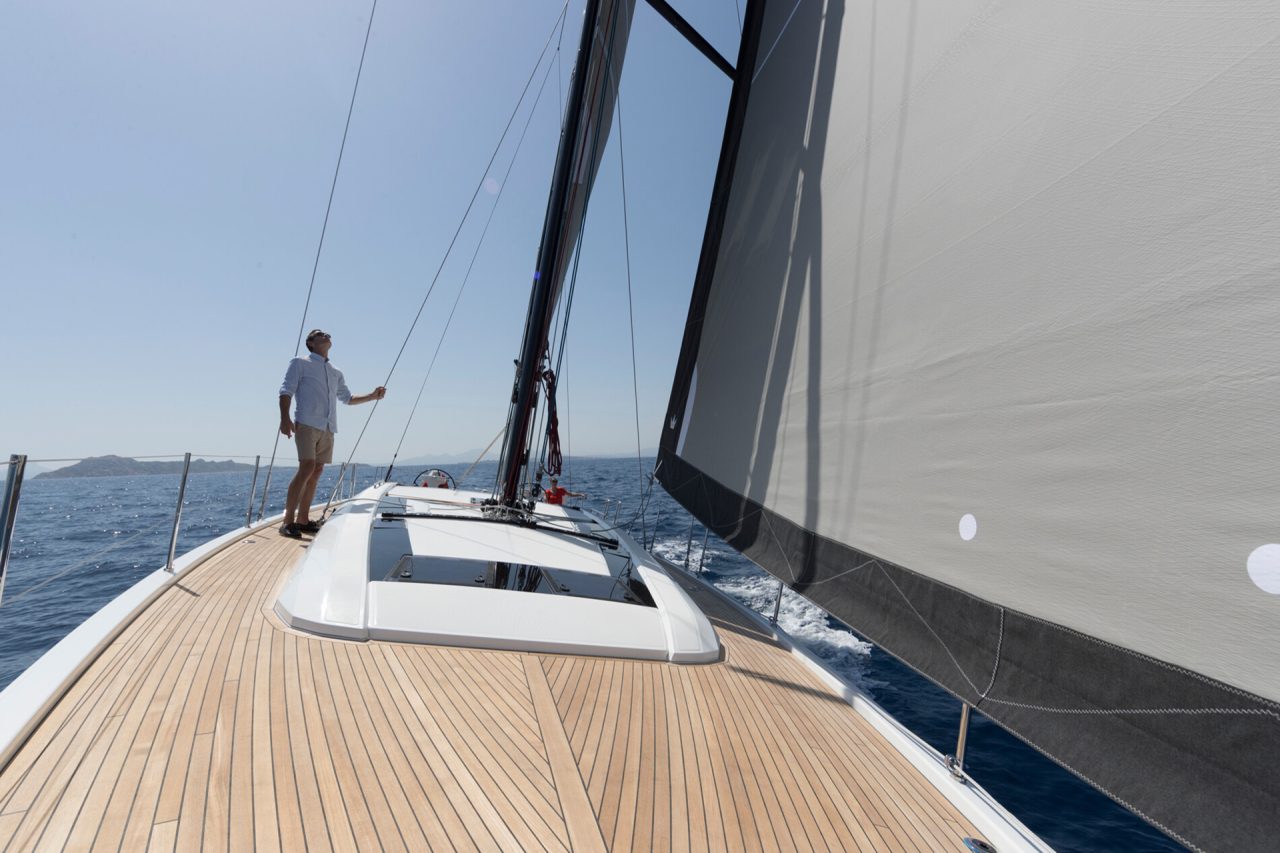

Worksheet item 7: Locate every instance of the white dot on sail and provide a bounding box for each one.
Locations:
[483,177,501,195]
[1247,544,1280,594]
[958,514,977,541]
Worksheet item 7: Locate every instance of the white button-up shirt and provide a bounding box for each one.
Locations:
[279,352,352,433]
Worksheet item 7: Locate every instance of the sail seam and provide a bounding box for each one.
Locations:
[978,607,1003,700]
[875,564,985,699]
[1013,610,1280,713]
[977,699,1280,719]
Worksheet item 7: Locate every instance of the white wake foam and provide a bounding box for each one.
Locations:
[653,537,876,690]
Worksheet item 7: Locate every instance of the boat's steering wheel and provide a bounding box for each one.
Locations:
[412,468,457,489]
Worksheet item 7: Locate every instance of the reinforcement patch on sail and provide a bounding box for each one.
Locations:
[659,0,1280,850]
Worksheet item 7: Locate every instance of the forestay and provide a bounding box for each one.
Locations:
[657,1,1280,851]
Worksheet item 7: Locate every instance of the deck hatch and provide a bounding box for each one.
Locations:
[382,555,656,607]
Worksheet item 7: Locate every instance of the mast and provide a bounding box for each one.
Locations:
[498,0,604,506]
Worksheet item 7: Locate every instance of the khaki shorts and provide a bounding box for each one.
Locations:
[295,423,335,464]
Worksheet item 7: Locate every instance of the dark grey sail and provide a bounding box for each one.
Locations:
[658,1,1280,851]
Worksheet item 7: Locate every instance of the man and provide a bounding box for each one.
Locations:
[278,329,386,537]
[543,476,584,506]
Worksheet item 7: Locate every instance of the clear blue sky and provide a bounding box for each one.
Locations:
[1,0,742,466]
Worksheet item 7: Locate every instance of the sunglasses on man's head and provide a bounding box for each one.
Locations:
[309,333,331,341]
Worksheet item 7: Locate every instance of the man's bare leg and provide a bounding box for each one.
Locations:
[284,459,319,526]
[298,463,326,524]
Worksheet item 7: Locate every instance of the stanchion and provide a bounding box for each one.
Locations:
[165,453,192,573]
[948,703,972,780]
[244,455,261,528]
[0,454,28,606]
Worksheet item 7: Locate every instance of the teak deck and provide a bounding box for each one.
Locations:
[0,529,988,851]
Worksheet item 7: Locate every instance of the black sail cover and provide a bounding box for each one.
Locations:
[658,1,1280,851]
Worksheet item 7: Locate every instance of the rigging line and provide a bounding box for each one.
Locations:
[607,53,646,504]
[261,0,382,517]
[458,425,506,486]
[556,3,568,129]
[25,454,214,463]
[385,55,561,478]
[544,12,623,428]
[752,0,805,84]
[293,0,381,359]
[525,2,628,493]
[327,0,571,491]
[1,517,171,607]
[377,0,571,391]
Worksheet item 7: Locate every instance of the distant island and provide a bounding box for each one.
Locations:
[34,455,258,479]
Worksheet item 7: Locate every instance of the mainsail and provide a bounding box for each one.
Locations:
[658,1,1280,851]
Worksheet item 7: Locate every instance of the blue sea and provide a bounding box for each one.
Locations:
[0,456,1182,852]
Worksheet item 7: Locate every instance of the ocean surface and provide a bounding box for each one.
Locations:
[0,456,1183,852]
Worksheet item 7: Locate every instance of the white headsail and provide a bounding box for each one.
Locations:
[659,2,1280,850]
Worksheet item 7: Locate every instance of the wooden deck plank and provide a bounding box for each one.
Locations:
[174,731,214,851]
[713,660,828,853]
[227,545,284,853]
[362,644,495,852]
[426,649,558,803]
[581,660,618,811]
[21,712,127,851]
[146,818,176,853]
[67,575,242,851]
[525,657,605,853]
[648,663,671,853]
[0,564,215,818]
[334,641,439,851]
[697,665,771,853]
[153,555,259,827]
[266,628,307,851]
[595,660,633,841]
[292,636,357,853]
[0,528,993,853]
[0,559,209,808]
[566,659,604,761]
[564,657,603,755]
[673,661,725,853]
[304,630,377,849]
[611,661,645,852]
[446,649,545,750]
[114,626,215,852]
[684,665,749,853]
[281,631,332,853]
[318,640,407,851]
[658,664,690,853]
[399,649,568,852]
[376,648,525,852]
[0,809,24,848]
[347,642,476,853]
[247,614,280,853]
[12,557,252,850]
[200,681,238,851]
[732,635,962,851]
[631,660,658,853]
